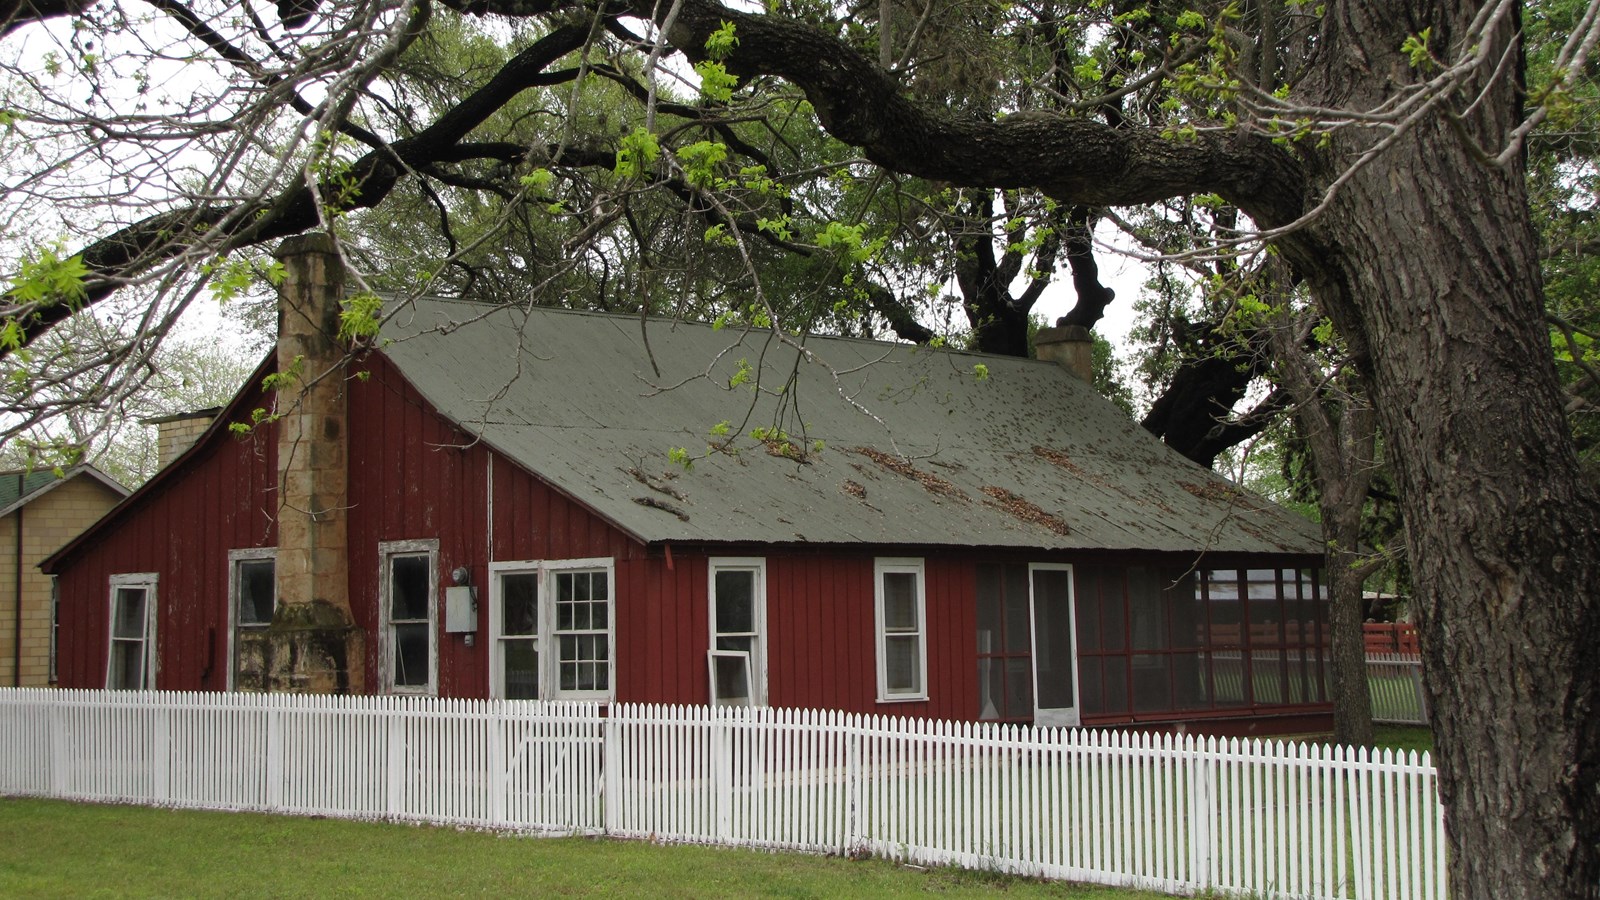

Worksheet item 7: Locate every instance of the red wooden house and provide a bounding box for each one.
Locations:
[45,236,1331,734]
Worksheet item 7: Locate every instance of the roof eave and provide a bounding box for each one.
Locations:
[39,353,275,575]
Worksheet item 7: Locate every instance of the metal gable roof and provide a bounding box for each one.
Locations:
[377,297,1323,555]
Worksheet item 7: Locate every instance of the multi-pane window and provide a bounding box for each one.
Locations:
[380,540,438,694]
[228,549,275,688]
[107,574,157,690]
[554,569,609,695]
[490,558,614,701]
[709,559,765,706]
[875,558,927,702]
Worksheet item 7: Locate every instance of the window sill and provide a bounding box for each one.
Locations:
[875,694,929,704]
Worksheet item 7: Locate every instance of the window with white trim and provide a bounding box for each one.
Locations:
[709,558,766,706]
[228,549,276,689]
[107,573,157,690]
[380,540,438,694]
[493,569,540,699]
[489,558,614,701]
[49,576,59,685]
[874,558,927,702]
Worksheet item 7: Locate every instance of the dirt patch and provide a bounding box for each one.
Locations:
[841,480,867,499]
[632,496,689,521]
[625,466,686,501]
[1180,481,1247,504]
[761,438,811,463]
[980,486,1070,535]
[849,447,969,502]
[1031,445,1086,477]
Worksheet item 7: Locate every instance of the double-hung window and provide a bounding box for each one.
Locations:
[380,540,438,694]
[708,558,766,706]
[874,558,927,702]
[107,573,158,690]
[489,558,614,701]
[228,549,276,689]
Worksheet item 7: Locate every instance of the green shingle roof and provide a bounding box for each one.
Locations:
[378,298,1322,555]
[0,470,64,510]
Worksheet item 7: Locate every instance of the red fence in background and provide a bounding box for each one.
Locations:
[1365,622,1420,655]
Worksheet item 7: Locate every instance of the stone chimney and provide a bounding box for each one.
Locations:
[1034,325,1095,382]
[143,407,222,467]
[236,233,363,694]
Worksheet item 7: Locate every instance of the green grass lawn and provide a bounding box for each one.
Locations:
[0,798,1174,899]
[1372,725,1434,756]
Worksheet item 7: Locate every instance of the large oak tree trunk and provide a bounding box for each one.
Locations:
[1279,2,1600,894]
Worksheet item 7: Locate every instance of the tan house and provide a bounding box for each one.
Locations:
[0,466,128,686]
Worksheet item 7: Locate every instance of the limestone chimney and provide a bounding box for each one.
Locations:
[1034,325,1095,382]
[143,407,222,467]
[238,232,362,693]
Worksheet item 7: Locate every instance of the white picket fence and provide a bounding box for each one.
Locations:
[0,689,1445,900]
[1367,654,1430,725]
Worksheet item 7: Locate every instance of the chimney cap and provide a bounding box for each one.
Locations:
[140,406,224,426]
[1034,325,1095,382]
[275,231,337,259]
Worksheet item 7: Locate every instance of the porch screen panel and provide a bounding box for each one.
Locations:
[976,564,1032,720]
[1205,571,1250,708]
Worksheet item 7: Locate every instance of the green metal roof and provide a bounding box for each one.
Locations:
[379,298,1322,555]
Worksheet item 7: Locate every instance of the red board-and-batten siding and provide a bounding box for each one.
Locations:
[53,355,1324,729]
[51,353,957,714]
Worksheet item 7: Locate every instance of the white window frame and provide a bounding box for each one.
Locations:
[707,650,755,706]
[106,573,158,690]
[48,576,58,685]
[227,548,277,690]
[379,539,439,695]
[874,557,928,703]
[1027,562,1082,728]
[488,560,544,700]
[488,557,615,701]
[708,557,768,706]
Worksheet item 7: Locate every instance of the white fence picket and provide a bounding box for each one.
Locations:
[0,688,1444,899]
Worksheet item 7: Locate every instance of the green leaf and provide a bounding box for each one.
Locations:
[704,21,739,60]
[338,293,384,342]
[693,61,739,103]
[614,127,660,179]
[677,140,728,188]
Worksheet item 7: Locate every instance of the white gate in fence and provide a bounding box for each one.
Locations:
[0,689,1445,900]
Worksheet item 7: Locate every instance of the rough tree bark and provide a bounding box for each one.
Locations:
[1274,2,1600,894]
